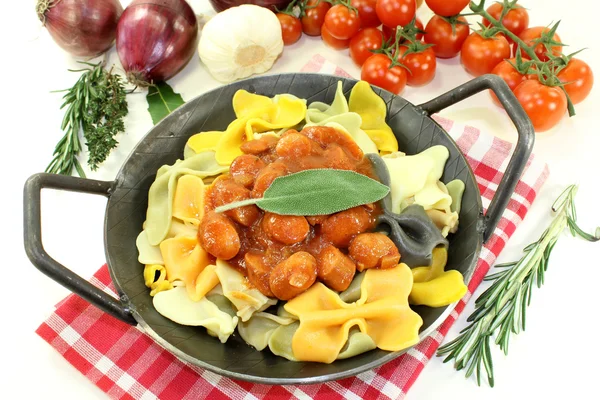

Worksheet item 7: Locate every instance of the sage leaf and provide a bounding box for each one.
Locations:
[215,169,390,216]
[147,82,185,125]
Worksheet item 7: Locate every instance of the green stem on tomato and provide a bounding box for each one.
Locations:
[563,88,576,116]
[470,0,576,117]
[469,0,539,62]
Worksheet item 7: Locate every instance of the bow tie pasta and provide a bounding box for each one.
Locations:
[136,80,467,364]
[382,146,465,237]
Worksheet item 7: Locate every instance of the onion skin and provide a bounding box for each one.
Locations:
[116,0,198,85]
[37,0,123,57]
[208,0,292,13]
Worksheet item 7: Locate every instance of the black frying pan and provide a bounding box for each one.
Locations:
[23,73,533,384]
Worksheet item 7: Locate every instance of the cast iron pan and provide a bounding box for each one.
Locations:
[23,74,534,384]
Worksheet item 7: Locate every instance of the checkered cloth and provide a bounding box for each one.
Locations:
[36,56,550,400]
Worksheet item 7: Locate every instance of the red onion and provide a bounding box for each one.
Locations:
[36,0,123,57]
[116,0,198,86]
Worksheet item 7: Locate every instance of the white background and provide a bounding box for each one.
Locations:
[3,0,600,399]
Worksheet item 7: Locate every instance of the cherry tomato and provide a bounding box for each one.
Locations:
[324,4,361,40]
[351,0,380,28]
[513,80,567,132]
[349,28,384,66]
[558,58,594,104]
[321,23,351,50]
[397,45,437,86]
[361,53,407,94]
[423,15,469,59]
[376,0,415,29]
[489,58,530,106]
[482,2,529,42]
[277,14,302,46]
[517,26,562,62]
[301,0,331,36]
[460,32,511,76]
[425,0,470,17]
[382,17,424,42]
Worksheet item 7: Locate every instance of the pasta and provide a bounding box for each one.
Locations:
[136,230,164,265]
[185,91,308,165]
[159,236,211,298]
[284,263,421,363]
[348,81,398,153]
[305,81,389,155]
[382,146,461,237]
[409,247,468,307]
[172,174,205,226]
[145,151,229,246]
[153,286,238,343]
[136,80,467,364]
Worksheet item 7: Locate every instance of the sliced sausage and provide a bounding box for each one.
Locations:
[211,178,260,227]
[229,154,266,188]
[245,252,274,297]
[276,133,313,158]
[251,162,287,198]
[317,245,356,292]
[300,126,363,159]
[269,252,318,300]
[323,143,355,171]
[240,135,279,155]
[321,206,372,247]
[348,233,401,271]
[198,211,240,260]
[262,212,310,245]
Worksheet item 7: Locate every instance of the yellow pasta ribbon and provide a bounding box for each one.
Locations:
[186,131,225,154]
[185,90,306,166]
[172,175,205,226]
[143,264,173,296]
[233,90,274,118]
[150,281,174,297]
[409,247,468,307]
[284,264,422,363]
[348,81,398,153]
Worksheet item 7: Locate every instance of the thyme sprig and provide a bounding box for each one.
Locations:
[45,61,129,177]
[437,185,599,387]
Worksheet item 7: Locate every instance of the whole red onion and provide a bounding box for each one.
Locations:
[36,0,123,57]
[116,0,198,86]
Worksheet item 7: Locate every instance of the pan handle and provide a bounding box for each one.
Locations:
[23,173,136,325]
[418,74,535,243]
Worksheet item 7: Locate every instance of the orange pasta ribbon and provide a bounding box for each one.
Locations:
[284,263,422,363]
[160,236,214,301]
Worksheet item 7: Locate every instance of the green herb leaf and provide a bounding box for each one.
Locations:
[215,169,390,216]
[147,82,185,125]
[45,62,128,176]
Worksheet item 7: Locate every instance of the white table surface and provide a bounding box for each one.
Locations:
[4,0,600,398]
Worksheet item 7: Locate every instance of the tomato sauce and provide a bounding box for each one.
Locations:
[199,126,397,300]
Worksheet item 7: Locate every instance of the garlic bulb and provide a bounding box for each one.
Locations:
[198,5,284,83]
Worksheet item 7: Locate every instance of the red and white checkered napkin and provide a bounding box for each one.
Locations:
[36,56,550,400]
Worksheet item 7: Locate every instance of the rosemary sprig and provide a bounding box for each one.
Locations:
[45,61,128,177]
[437,185,599,387]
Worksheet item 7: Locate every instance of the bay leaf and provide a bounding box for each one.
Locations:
[147,82,185,125]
